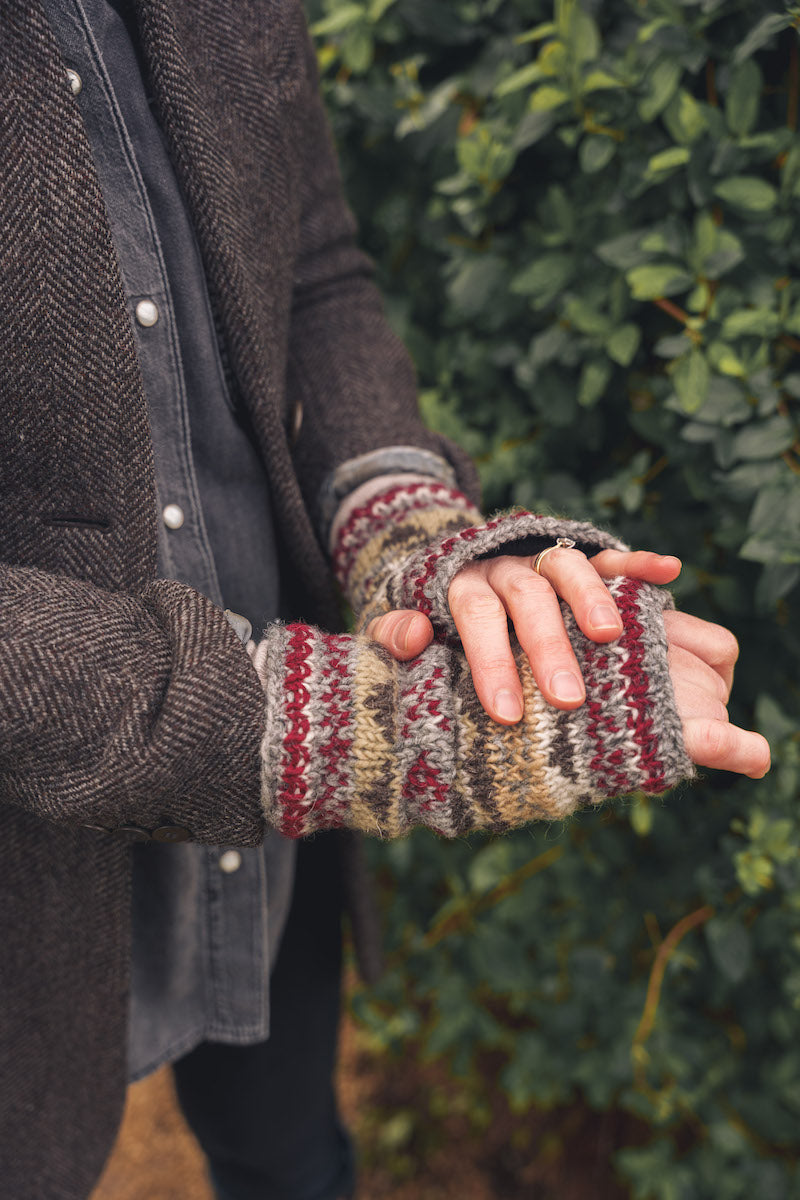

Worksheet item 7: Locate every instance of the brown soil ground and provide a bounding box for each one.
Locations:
[90,999,636,1200]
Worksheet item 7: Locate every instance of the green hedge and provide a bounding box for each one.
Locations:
[308,1,800,1193]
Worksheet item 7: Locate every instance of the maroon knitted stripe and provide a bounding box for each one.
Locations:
[333,480,473,591]
[407,510,534,616]
[616,580,667,791]
[276,624,315,838]
[583,645,632,796]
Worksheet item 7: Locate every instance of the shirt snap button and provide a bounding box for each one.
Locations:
[219,850,242,874]
[162,503,184,530]
[135,298,159,327]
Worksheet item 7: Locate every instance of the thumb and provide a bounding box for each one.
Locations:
[365,609,434,661]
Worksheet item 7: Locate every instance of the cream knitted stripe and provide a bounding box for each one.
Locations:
[333,480,481,620]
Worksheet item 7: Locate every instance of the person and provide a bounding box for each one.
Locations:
[0,2,770,1199]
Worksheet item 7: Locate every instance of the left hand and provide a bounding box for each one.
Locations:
[367,546,680,719]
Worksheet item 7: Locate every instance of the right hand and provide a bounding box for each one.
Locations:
[664,610,770,779]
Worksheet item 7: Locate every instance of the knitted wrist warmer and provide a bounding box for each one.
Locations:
[252,577,694,840]
[332,479,628,633]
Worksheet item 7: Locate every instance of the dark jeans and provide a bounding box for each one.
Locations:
[173,836,356,1200]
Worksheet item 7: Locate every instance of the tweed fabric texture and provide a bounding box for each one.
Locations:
[333,479,630,634]
[253,576,694,841]
[0,565,266,845]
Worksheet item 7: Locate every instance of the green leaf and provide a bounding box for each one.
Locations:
[607,323,641,366]
[722,309,783,340]
[731,415,795,460]
[664,90,707,145]
[638,59,682,122]
[646,145,691,177]
[706,918,752,984]
[578,360,612,407]
[569,9,601,65]
[447,255,506,318]
[672,349,711,413]
[565,297,611,336]
[626,263,692,300]
[495,60,546,98]
[511,253,574,302]
[582,70,624,93]
[529,85,570,112]
[629,793,654,836]
[595,229,655,270]
[733,12,793,63]
[516,21,558,45]
[342,26,373,72]
[579,136,616,174]
[310,3,364,36]
[714,176,778,213]
[725,60,762,138]
[512,110,557,151]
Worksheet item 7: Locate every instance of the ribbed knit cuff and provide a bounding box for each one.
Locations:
[332,479,482,623]
[332,479,629,634]
[252,578,694,841]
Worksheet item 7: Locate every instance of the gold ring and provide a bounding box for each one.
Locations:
[532,537,577,575]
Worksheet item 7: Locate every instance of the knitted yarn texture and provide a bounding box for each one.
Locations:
[253,575,694,840]
[332,479,629,633]
[256,480,694,838]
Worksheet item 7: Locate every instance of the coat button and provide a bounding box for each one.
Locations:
[152,825,191,843]
[66,68,82,95]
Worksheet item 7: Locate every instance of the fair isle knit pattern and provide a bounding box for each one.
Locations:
[252,576,694,840]
[332,480,629,633]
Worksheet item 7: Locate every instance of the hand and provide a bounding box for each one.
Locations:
[664,610,770,779]
[366,548,771,780]
[368,546,679,716]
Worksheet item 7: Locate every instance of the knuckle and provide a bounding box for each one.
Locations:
[708,623,739,665]
[699,719,731,760]
[530,633,572,662]
[453,590,507,625]
[503,571,544,606]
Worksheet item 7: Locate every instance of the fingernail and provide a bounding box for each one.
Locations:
[396,615,416,652]
[590,604,622,633]
[551,671,584,704]
[494,689,523,722]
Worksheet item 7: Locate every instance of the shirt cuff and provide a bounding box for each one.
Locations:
[318,446,458,545]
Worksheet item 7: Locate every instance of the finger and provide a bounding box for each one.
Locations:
[670,673,730,725]
[526,546,624,642]
[447,569,527,722]
[682,718,771,779]
[366,610,434,661]
[453,561,586,712]
[668,643,729,706]
[590,549,682,585]
[663,610,738,695]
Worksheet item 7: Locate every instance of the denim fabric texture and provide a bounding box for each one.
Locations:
[40,0,297,1081]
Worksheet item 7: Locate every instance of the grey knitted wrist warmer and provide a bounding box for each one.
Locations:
[251,578,694,841]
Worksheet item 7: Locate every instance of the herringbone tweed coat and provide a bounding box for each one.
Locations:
[0,3,476,1195]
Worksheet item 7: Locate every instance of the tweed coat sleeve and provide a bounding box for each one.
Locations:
[0,566,267,846]
[283,27,480,531]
